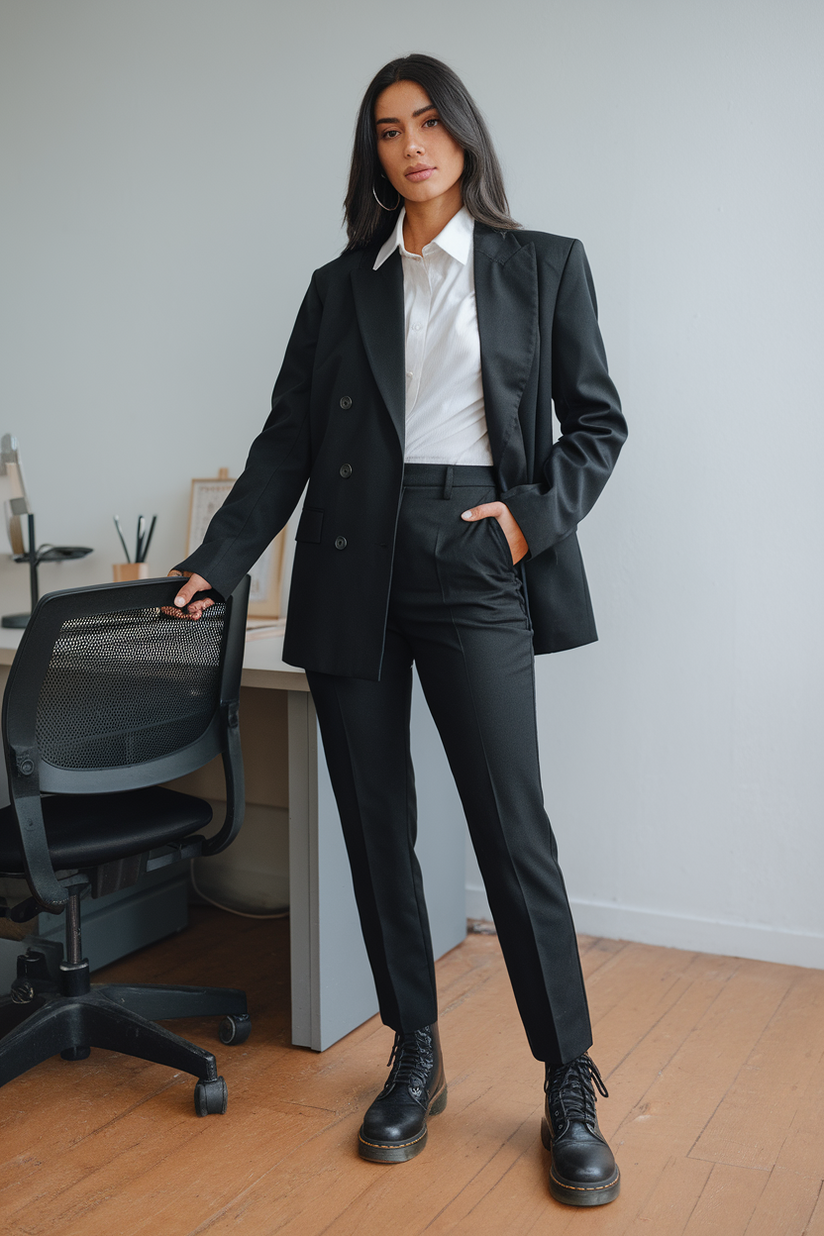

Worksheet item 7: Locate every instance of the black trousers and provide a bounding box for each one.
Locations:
[307,464,591,1066]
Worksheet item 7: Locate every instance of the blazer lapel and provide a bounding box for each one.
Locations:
[351,228,537,466]
[473,226,538,480]
[351,251,406,450]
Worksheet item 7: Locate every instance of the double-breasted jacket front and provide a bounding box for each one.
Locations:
[179,223,627,680]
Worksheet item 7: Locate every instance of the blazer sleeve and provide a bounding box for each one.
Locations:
[175,273,322,598]
[499,239,627,559]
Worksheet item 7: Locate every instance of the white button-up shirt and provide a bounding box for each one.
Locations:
[373,206,493,466]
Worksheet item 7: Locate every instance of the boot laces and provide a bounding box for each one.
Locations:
[545,1053,609,1125]
[385,1027,434,1096]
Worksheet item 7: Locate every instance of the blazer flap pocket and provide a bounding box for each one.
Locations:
[295,506,324,544]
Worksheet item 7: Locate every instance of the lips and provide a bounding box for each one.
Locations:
[406,165,435,182]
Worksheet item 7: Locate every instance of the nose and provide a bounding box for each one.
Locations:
[405,136,424,157]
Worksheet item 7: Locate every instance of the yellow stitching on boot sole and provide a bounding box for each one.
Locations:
[550,1167,620,1193]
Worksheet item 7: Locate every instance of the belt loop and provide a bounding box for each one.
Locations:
[443,465,453,501]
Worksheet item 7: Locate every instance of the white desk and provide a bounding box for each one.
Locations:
[0,628,467,1052]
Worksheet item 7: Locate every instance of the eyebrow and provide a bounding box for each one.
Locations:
[375,104,437,125]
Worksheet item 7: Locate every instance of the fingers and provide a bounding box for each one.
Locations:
[172,573,201,608]
[460,502,503,521]
[460,501,529,564]
[164,571,215,619]
[183,598,215,618]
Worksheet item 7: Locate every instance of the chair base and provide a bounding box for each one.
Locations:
[0,966,249,1113]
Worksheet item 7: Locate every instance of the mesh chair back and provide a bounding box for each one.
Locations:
[37,602,226,771]
[4,578,249,795]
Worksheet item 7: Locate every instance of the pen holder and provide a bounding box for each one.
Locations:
[112,563,149,582]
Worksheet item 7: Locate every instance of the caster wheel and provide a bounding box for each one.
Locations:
[219,1014,251,1046]
[194,1076,228,1116]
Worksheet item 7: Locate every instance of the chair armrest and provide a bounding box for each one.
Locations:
[6,756,68,910]
[201,703,245,857]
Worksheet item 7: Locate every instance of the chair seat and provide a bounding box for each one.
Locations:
[0,787,212,872]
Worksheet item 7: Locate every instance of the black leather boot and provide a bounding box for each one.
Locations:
[358,1023,447,1163]
[541,1053,620,1206]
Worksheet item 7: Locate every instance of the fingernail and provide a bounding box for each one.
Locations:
[174,596,185,607]
[461,511,472,520]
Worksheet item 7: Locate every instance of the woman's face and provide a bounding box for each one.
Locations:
[374,79,465,211]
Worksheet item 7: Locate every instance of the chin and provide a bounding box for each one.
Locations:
[404,183,441,202]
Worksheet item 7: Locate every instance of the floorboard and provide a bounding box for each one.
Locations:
[0,908,821,1235]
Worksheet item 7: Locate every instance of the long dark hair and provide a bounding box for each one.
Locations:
[344,54,519,251]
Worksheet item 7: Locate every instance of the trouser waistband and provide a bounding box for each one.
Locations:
[403,463,497,500]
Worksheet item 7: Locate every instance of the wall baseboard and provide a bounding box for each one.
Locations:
[466,886,494,923]
[465,886,824,970]
[571,898,824,970]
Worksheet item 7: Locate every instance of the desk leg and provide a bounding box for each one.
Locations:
[287,690,378,1051]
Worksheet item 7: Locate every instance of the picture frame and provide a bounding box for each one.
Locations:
[186,473,287,620]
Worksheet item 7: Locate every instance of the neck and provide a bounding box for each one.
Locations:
[402,190,464,255]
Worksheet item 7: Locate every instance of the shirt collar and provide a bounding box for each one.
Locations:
[373,206,474,271]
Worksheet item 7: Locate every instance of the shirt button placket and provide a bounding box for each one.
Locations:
[406,263,429,411]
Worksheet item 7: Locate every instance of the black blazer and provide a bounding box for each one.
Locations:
[179,223,627,680]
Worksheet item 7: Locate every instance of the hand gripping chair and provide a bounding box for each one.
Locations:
[0,575,251,1116]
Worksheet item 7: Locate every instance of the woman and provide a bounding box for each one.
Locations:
[172,54,626,1207]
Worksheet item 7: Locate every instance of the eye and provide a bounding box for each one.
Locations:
[423,117,440,128]
[379,128,401,140]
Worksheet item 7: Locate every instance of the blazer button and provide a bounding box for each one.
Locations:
[334,536,347,550]
[339,396,353,409]
[339,463,353,478]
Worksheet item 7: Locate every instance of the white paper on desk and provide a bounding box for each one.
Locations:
[245,618,286,640]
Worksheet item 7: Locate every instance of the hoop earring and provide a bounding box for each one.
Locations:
[372,182,401,212]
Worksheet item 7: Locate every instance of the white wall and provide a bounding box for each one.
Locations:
[2,0,822,966]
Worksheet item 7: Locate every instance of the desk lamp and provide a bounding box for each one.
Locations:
[1,434,93,629]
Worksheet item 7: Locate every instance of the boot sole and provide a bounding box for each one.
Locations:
[541,1117,621,1207]
[358,1084,448,1164]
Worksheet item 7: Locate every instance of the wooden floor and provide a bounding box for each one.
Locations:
[1,909,823,1235]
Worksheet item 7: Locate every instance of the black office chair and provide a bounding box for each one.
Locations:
[0,575,251,1115]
